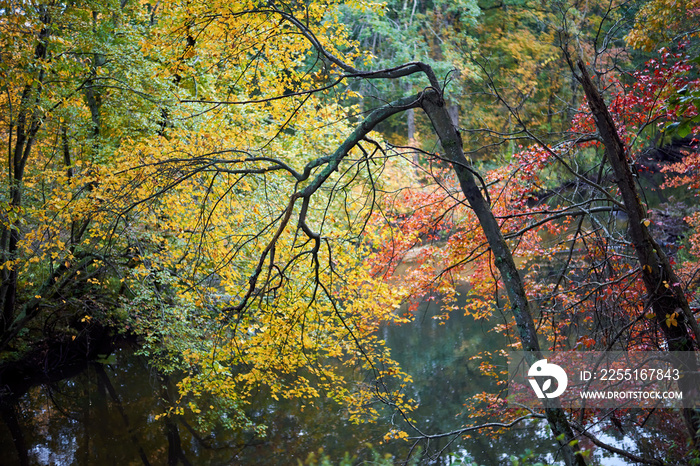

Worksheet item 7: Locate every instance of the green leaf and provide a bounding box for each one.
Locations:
[678,120,692,138]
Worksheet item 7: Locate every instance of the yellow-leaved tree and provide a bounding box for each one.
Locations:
[108,0,422,432]
[0,0,170,349]
[1,0,418,437]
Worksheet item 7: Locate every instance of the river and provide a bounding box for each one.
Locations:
[0,287,569,465]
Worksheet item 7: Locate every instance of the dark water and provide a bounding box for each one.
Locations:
[0,292,561,465]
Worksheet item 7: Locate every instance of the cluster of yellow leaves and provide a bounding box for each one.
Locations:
[0,0,423,436]
[382,428,409,442]
[626,0,700,51]
[114,14,424,426]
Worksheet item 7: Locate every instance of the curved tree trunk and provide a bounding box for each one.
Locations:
[421,88,587,466]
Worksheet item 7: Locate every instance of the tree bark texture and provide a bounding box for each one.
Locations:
[578,61,700,442]
[421,88,587,466]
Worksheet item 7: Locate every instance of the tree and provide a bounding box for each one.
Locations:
[354,0,700,460]
[0,0,171,349]
[626,0,700,52]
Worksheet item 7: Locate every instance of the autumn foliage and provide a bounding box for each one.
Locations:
[1,0,700,464]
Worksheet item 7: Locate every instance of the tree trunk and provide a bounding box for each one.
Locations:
[421,88,587,466]
[578,61,700,443]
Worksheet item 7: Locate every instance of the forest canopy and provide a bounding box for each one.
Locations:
[1,0,700,464]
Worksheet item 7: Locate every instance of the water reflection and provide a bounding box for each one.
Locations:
[1,290,560,465]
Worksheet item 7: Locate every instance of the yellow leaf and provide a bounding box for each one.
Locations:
[665,312,679,327]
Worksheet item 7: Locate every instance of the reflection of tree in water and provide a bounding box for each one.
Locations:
[0,321,684,465]
[0,323,558,465]
[381,289,556,464]
[1,352,164,466]
[1,403,29,466]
